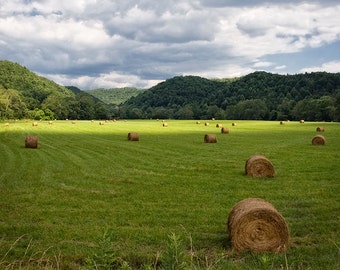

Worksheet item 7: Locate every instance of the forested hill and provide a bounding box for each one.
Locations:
[120,72,340,121]
[0,60,109,120]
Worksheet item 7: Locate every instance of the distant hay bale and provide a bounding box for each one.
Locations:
[280,121,285,125]
[227,198,289,253]
[204,134,217,143]
[4,123,9,126]
[48,121,53,125]
[245,155,275,177]
[128,132,139,141]
[204,122,209,126]
[163,122,168,127]
[32,122,38,126]
[216,123,222,128]
[212,118,215,121]
[72,121,76,124]
[99,121,105,125]
[312,135,325,145]
[25,135,39,148]
[300,120,305,123]
[232,122,237,126]
[196,121,201,125]
[316,126,324,132]
[221,127,229,134]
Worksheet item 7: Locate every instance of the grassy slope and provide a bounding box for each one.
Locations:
[0,120,339,269]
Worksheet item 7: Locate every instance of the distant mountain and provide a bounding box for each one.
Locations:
[86,87,146,105]
[120,72,340,121]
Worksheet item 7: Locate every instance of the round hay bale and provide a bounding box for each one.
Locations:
[204,134,217,143]
[128,132,139,141]
[316,126,324,132]
[72,121,76,124]
[216,123,222,128]
[245,155,275,177]
[204,122,209,126]
[232,122,237,126]
[212,118,215,121]
[163,122,168,127]
[227,198,289,253]
[99,121,105,125]
[4,123,9,126]
[25,135,39,148]
[48,121,53,125]
[300,120,305,123]
[32,122,38,126]
[221,127,229,134]
[280,121,285,125]
[196,121,201,125]
[312,135,325,145]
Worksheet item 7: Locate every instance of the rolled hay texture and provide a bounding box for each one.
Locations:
[205,122,210,126]
[221,127,230,134]
[204,134,217,143]
[280,121,285,125]
[232,122,237,126]
[312,135,325,145]
[227,198,289,253]
[163,122,168,127]
[216,123,223,128]
[196,121,201,124]
[245,155,275,177]
[32,122,38,126]
[25,135,39,148]
[316,126,324,132]
[99,121,105,125]
[300,120,305,123]
[128,132,139,141]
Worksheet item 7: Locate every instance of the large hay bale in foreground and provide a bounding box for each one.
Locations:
[227,198,289,253]
[128,132,139,141]
[245,155,275,177]
[25,135,39,148]
[221,127,229,134]
[316,126,324,132]
[312,135,325,145]
[204,134,217,143]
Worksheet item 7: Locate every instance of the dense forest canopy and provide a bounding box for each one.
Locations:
[1,60,340,121]
[121,72,340,121]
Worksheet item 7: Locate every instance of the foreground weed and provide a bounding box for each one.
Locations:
[85,230,132,270]
[161,233,187,270]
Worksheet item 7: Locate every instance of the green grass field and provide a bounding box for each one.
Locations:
[0,120,339,269]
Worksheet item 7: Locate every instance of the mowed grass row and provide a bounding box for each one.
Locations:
[0,119,339,269]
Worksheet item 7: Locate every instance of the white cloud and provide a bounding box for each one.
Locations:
[0,0,340,88]
[300,61,340,73]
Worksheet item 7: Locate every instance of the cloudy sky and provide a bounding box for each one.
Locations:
[1,0,340,89]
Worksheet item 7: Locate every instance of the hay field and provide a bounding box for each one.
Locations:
[0,120,339,269]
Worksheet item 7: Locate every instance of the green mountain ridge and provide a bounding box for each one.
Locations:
[1,60,340,121]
